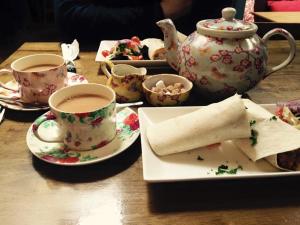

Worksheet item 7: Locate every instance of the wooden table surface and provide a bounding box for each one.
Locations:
[1,41,300,225]
[253,12,300,23]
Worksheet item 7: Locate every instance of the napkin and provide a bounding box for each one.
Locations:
[233,99,300,170]
[147,94,251,156]
[61,39,79,73]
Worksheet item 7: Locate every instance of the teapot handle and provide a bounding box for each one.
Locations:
[100,61,114,78]
[262,28,296,78]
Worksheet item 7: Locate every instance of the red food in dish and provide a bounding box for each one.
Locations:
[102,36,149,60]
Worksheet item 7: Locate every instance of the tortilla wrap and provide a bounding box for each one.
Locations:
[233,99,300,170]
[147,94,251,156]
[141,38,166,60]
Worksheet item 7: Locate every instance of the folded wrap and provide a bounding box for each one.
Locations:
[142,38,166,60]
[147,94,251,156]
[233,99,300,170]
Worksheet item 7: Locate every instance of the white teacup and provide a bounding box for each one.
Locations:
[0,54,67,104]
[32,83,117,151]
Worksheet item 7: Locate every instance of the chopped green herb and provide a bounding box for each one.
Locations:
[215,164,243,175]
[250,129,258,146]
[219,164,228,170]
[229,165,243,174]
[117,43,126,52]
[197,155,204,161]
[249,120,258,145]
[250,120,256,126]
[270,116,277,121]
[131,50,140,56]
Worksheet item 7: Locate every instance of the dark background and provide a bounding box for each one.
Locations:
[0,0,297,64]
[0,0,58,63]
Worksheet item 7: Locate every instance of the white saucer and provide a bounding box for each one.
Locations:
[26,107,140,166]
[0,72,88,111]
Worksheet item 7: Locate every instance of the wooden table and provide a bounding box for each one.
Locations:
[1,42,300,225]
[253,12,300,23]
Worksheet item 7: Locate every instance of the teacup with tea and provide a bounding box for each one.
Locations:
[32,83,117,151]
[0,54,67,104]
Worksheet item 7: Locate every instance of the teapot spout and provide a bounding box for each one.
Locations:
[177,31,187,43]
[157,19,186,71]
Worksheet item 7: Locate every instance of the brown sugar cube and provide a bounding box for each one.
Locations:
[174,83,184,89]
[165,88,172,93]
[157,88,163,93]
[171,89,180,94]
[166,85,175,91]
[152,87,162,93]
[156,80,166,89]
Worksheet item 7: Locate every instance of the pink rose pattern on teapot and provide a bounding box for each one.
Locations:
[157,8,296,100]
[177,32,268,97]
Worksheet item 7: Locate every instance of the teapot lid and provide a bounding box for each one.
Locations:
[197,7,257,38]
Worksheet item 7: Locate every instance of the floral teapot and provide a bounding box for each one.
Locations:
[157,7,296,100]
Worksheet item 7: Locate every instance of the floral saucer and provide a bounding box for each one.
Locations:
[0,72,88,111]
[26,107,140,166]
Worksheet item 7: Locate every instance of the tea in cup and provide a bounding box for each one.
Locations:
[101,61,147,103]
[0,54,67,104]
[32,83,116,151]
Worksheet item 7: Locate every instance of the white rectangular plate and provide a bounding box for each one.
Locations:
[95,40,168,67]
[139,105,300,182]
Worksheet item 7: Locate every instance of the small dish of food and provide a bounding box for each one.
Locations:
[96,36,168,67]
[142,74,193,106]
[101,36,148,60]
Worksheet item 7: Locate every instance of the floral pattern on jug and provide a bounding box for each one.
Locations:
[107,75,145,103]
[101,62,147,103]
[157,7,296,101]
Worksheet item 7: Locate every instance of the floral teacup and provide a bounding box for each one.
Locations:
[32,83,116,151]
[101,61,147,103]
[0,54,67,104]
